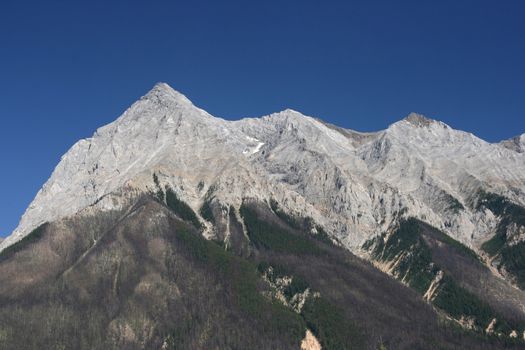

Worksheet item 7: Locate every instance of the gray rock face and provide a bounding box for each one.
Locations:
[2,83,525,254]
[403,112,436,127]
[500,134,525,153]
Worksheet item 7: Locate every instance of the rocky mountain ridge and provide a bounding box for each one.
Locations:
[2,83,525,257]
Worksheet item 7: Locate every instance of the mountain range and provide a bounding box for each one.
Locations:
[1,83,524,349]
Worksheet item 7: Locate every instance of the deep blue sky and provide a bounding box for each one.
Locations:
[0,0,524,236]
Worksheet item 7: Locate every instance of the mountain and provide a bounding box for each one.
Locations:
[1,83,525,349]
[5,84,525,251]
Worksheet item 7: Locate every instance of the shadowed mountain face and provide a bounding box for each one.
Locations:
[0,194,524,350]
[365,218,525,337]
[0,197,306,350]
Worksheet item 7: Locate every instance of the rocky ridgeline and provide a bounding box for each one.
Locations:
[2,83,525,259]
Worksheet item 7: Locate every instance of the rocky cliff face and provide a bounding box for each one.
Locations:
[500,134,525,153]
[3,83,524,255]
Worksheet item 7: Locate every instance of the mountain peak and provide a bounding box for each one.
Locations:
[261,108,308,125]
[403,112,436,127]
[267,108,304,119]
[280,108,302,115]
[499,134,525,153]
[152,81,173,91]
[143,82,193,107]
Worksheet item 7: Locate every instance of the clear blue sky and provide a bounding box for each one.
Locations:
[0,0,524,236]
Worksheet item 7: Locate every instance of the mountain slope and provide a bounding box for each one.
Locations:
[365,218,525,335]
[0,196,305,349]
[0,193,522,349]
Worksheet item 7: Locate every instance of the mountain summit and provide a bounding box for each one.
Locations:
[142,82,195,107]
[403,112,437,127]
